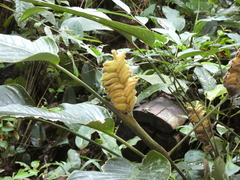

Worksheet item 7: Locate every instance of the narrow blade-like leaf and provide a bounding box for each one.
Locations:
[20,0,167,47]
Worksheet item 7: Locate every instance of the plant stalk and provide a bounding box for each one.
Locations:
[33,118,121,157]
[110,134,145,158]
[54,65,187,179]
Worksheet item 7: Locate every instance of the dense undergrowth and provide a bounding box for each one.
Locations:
[1,0,240,179]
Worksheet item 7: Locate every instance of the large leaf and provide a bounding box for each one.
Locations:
[14,0,34,27]
[139,74,188,94]
[87,118,114,134]
[0,34,59,64]
[186,0,212,11]
[20,0,167,47]
[99,131,122,157]
[177,48,219,59]
[0,103,110,125]
[68,150,171,180]
[225,154,240,177]
[61,17,112,32]
[0,84,35,107]
[75,126,94,150]
[137,84,168,102]
[205,84,227,101]
[162,6,185,32]
[194,66,216,92]
[212,156,228,180]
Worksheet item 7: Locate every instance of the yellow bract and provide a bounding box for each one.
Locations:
[101,50,138,113]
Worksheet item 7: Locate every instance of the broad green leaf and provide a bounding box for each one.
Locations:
[0,141,8,149]
[152,28,182,45]
[177,49,205,59]
[177,150,206,179]
[31,161,40,169]
[205,84,227,101]
[194,66,216,92]
[14,0,34,27]
[193,21,207,34]
[156,18,176,31]
[87,118,115,134]
[162,6,185,32]
[62,86,77,104]
[20,0,167,47]
[184,150,206,164]
[68,158,138,180]
[20,6,50,21]
[210,137,225,155]
[4,76,27,87]
[226,154,240,176]
[186,0,212,11]
[99,132,122,157]
[143,3,156,16]
[216,124,232,136]
[0,84,35,107]
[119,136,141,150]
[75,126,94,150]
[62,17,111,32]
[67,149,81,169]
[81,63,99,91]
[0,34,59,64]
[212,156,228,180]
[30,121,46,147]
[227,33,240,43]
[201,62,220,73]
[136,151,171,179]
[179,123,196,138]
[47,149,81,177]
[68,150,170,180]
[0,103,110,125]
[61,8,113,32]
[41,10,56,25]
[139,74,188,94]
[13,169,38,179]
[134,16,148,25]
[137,83,168,102]
[178,48,219,60]
[112,0,131,14]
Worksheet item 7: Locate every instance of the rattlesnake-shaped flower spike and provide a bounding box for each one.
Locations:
[101,50,138,113]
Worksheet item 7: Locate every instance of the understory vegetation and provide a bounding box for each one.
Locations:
[1,0,240,179]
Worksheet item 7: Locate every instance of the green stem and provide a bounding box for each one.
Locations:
[54,65,186,179]
[110,134,145,158]
[169,95,228,155]
[34,118,121,157]
[55,65,108,104]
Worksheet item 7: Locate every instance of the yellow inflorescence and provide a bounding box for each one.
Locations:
[187,101,212,145]
[101,50,138,113]
[223,49,240,97]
